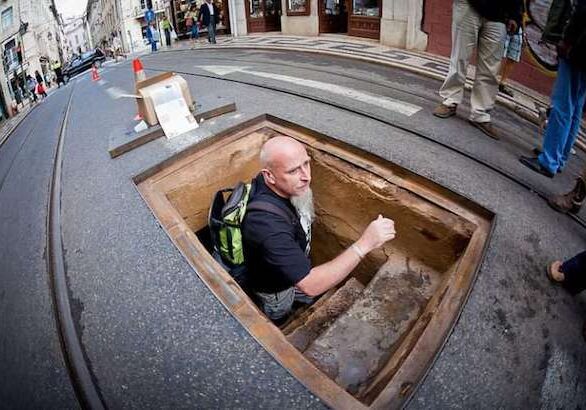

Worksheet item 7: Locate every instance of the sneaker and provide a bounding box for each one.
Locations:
[519,156,554,178]
[469,120,500,140]
[433,104,457,118]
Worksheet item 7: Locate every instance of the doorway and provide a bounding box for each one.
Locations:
[318,0,348,34]
[245,0,282,32]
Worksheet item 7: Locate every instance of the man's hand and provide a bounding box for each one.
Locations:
[506,20,518,35]
[357,215,396,253]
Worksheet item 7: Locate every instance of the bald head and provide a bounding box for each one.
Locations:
[260,136,311,198]
[260,136,306,170]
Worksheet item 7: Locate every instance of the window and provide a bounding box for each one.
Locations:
[352,0,379,16]
[286,0,309,16]
[2,7,13,31]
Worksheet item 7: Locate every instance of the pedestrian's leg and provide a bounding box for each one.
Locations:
[210,23,216,44]
[438,0,480,107]
[559,70,586,168]
[469,19,506,123]
[499,58,516,87]
[538,58,574,174]
[560,251,586,295]
[165,29,171,46]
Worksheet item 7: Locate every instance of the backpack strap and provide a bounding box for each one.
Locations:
[246,200,297,226]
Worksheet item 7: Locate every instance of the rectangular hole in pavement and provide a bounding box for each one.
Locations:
[134,114,494,409]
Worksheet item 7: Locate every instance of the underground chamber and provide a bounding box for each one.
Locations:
[134,115,494,409]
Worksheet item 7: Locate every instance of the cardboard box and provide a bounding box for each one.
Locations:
[136,72,195,126]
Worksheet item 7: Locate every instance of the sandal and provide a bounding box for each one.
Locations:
[546,261,565,284]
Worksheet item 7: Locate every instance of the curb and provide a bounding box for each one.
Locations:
[0,105,35,149]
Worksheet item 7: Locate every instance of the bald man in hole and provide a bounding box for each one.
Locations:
[241,136,396,323]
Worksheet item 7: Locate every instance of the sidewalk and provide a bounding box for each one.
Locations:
[0,105,33,148]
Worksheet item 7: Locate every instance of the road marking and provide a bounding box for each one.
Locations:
[105,86,140,99]
[198,65,422,117]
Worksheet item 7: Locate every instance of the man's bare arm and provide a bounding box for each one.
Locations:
[296,215,396,297]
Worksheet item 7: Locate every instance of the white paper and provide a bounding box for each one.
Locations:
[150,82,198,139]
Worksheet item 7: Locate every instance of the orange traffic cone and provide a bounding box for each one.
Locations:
[132,58,146,83]
[133,59,146,123]
[91,64,100,81]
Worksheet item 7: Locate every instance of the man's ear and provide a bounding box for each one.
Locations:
[261,168,275,185]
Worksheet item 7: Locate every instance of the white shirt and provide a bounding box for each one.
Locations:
[206,2,214,15]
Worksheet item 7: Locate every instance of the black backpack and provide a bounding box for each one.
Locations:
[208,179,296,287]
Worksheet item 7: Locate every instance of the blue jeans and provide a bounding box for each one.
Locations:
[207,23,216,44]
[190,24,199,39]
[560,251,586,295]
[538,58,586,174]
[150,40,157,52]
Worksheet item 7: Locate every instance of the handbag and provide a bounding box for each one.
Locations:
[171,29,178,41]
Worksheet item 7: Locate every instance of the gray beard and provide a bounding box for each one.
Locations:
[291,188,315,224]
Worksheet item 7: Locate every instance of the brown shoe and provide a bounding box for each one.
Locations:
[433,104,457,118]
[469,120,500,140]
[548,177,586,214]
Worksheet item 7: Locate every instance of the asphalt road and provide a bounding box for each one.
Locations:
[0,48,585,409]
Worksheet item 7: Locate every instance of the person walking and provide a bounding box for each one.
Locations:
[432,0,523,140]
[185,5,199,42]
[36,81,47,99]
[34,70,45,88]
[498,13,525,98]
[26,75,37,103]
[520,0,586,178]
[161,16,172,47]
[199,0,219,44]
[146,21,160,52]
[52,60,65,87]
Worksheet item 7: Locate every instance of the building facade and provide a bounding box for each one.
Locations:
[86,0,173,55]
[63,17,91,60]
[0,0,62,119]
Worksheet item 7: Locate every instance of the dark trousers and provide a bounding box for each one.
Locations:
[561,251,586,295]
[164,29,171,46]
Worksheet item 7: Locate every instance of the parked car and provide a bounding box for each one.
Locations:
[62,48,106,81]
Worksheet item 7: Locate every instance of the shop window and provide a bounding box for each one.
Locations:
[352,0,379,16]
[287,0,309,16]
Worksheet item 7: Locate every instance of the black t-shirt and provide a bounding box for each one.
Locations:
[242,174,311,293]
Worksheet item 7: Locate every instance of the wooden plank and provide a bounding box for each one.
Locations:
[109,125,165,159]
[109,103,237,159]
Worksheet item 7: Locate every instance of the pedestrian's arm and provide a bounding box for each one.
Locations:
[296,215,395,297]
